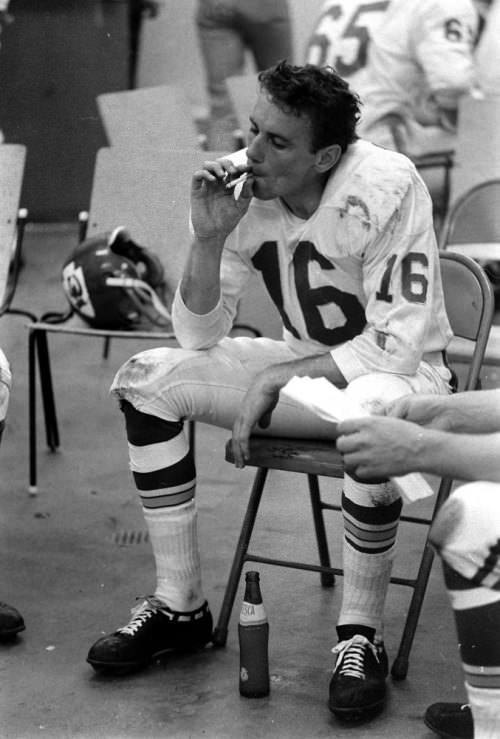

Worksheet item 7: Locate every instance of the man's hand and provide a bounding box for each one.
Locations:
[336,416,426,479]
[384,394,453,431]
[191,159,254,243]
[231,374,281,468]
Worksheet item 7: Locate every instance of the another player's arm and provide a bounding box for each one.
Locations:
[416,4,478,125]
[387,389,500,434]
[337,415,500,483]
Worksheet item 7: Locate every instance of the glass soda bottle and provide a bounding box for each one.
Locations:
[238,570,270,697]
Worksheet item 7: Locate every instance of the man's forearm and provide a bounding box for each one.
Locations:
[179,235,226,315]
[418,429,500,482]
[445,390,500,434]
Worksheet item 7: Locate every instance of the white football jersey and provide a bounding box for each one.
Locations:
[174,140,452,384]
[353,0,479,140]
[306,0,390,83]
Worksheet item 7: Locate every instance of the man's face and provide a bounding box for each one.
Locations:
[245,91,321,206]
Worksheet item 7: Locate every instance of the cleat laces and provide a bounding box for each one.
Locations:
[332,635,379,680]
[117,595,171,636]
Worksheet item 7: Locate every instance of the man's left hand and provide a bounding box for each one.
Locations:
[231,375,281,468]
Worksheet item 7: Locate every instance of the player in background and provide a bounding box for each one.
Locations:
[0,348,25,641]
[306,0,389,87]
[307,0,480,158]
[87,61,453,723]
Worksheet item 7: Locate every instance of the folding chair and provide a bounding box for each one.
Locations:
[213,251,495,681]
[439,179,500,368]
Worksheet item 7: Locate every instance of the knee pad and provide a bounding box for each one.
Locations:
[120,399,183,446]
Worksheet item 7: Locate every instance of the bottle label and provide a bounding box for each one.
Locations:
[239,601,267,625]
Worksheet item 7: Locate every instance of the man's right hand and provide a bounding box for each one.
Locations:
[190,159,254,244]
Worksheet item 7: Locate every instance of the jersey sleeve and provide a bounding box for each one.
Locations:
[330,169,449,380]
[172,232,253,350]
[413,0,478,106]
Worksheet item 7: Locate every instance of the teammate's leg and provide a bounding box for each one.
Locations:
[426,482,500,739]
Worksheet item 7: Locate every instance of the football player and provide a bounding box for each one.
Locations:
[87,61,453,723]
[0,347,25,642]
[306,0,389,81]
[346,0,480,157]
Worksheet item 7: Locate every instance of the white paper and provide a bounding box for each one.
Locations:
[281,376,434,504]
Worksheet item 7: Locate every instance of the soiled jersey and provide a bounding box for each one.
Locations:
[173,140,452,383]
[353,0,478,135]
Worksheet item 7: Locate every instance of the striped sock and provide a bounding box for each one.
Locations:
[444,562,500,739]
[338,477,402,635]
[122,400,204,612]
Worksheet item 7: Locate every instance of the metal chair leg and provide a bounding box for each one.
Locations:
[35,330,59,451]
[212,467,268,647]
[28,330,37,495]
[391,542,436,680]
[308,474,335,588]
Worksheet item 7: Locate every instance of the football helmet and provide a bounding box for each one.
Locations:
[62,227,171,330]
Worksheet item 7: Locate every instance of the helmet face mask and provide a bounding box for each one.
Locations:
[62,227,172,331]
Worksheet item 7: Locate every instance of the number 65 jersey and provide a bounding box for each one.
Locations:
[174,140,452,384]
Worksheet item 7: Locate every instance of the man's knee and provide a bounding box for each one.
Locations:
[111,346,201,398]
[120,399,183,445]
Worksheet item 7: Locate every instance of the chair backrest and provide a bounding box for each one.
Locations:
[0,144,26,312]
[85,147,225,308]
[97,85,200,150]
[439,179,500,251]
[85,146,283,336]
[439,251,495,390]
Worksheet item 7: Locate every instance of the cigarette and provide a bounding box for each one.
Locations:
[225,172,251,190]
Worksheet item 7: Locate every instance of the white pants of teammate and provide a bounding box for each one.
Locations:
[430,482,500,586]
[111,335,450,436]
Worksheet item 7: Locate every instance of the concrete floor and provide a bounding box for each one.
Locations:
[0,225,498,739]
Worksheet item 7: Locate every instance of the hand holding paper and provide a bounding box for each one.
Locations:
[281,376,435,504]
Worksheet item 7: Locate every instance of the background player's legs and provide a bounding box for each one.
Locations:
[195,0,245,151]
[428,483,500,739]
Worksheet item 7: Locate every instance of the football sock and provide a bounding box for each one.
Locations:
[121,400,204,612]
[338,477,402,637]
[443,562,500,739]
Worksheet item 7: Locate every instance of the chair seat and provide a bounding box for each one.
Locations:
[225,435,344,477]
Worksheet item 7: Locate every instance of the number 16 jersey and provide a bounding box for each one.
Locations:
[174,140,452,385]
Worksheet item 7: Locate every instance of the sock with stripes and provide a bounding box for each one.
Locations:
[121,400,204,613]
[443,562,500,739]
[338,476,402,639]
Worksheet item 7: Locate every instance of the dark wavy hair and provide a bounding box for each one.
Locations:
[258,61,361,153]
